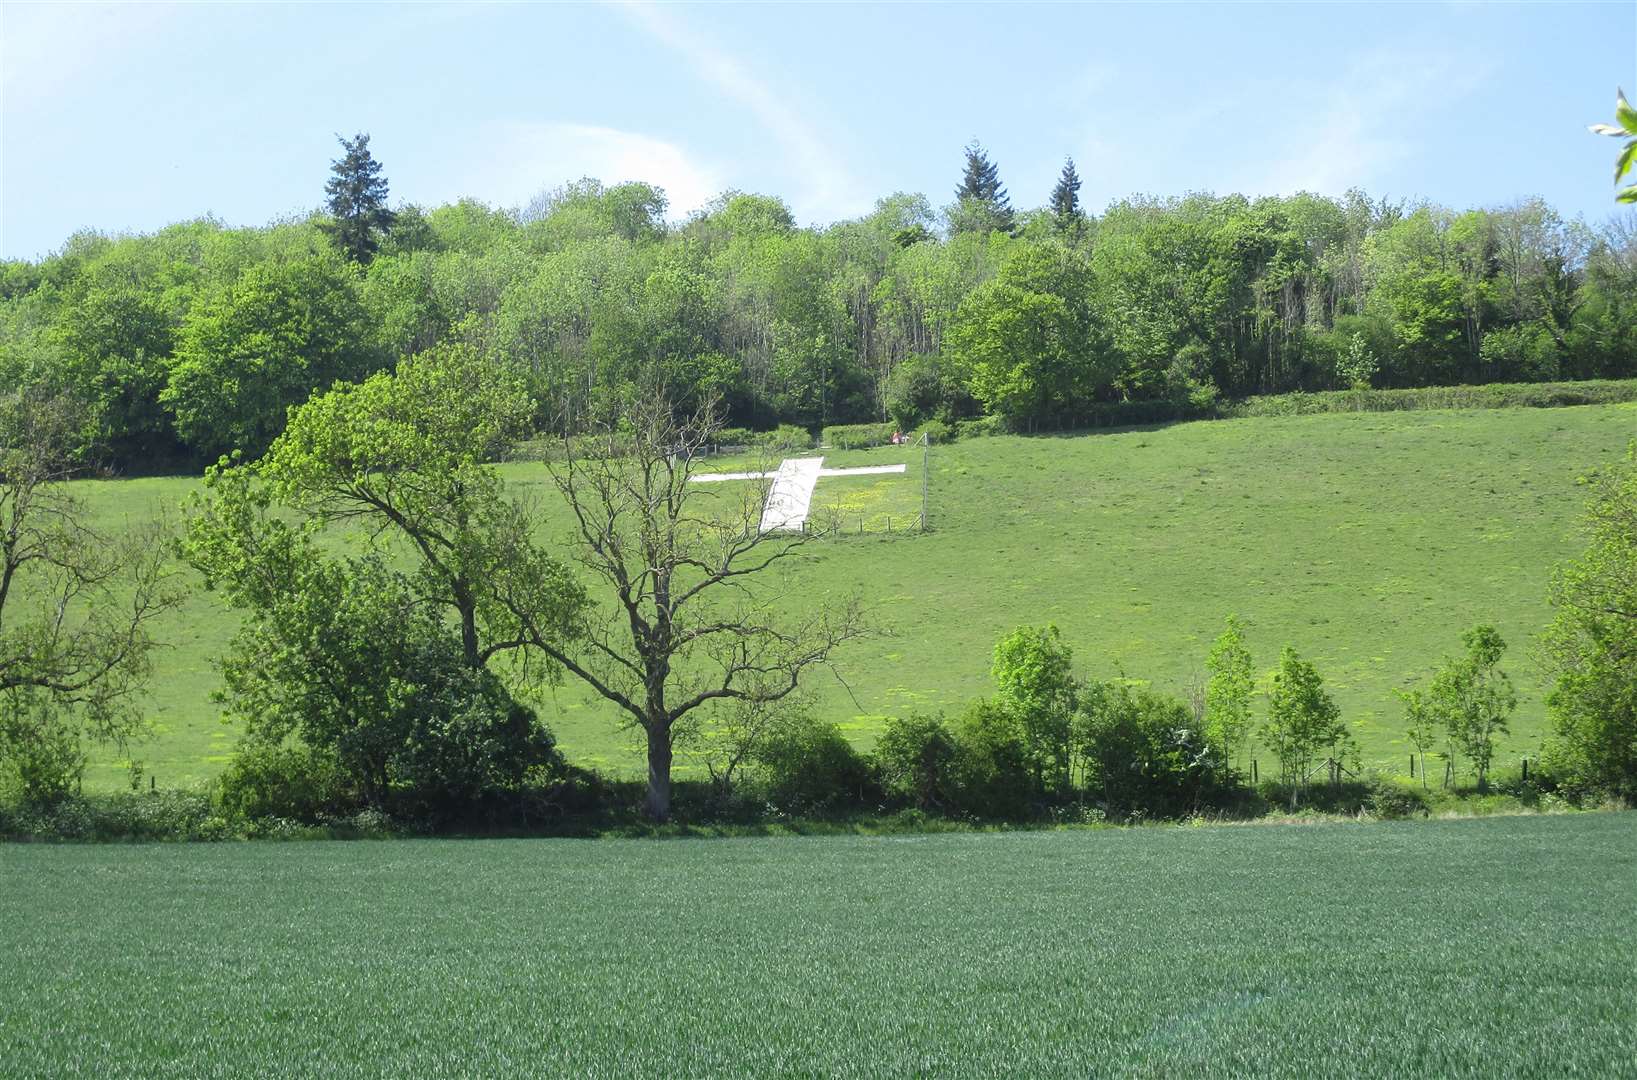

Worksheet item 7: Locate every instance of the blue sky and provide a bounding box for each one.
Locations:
[2,1,1634,259]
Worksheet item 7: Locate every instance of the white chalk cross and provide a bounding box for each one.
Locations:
[691,456,906,532]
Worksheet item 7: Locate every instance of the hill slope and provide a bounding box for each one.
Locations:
[72,403,1636,788]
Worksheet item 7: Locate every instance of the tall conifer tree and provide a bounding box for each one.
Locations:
[322,133,396,265]
[953,141,1015,235]
[1050,157,1084,231]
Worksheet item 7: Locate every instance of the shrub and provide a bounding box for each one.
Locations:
[918,419,953,444]
[0,691,86,806]
[713,426,755,448]
[948,699,1036,818]
[0,790,217,841]
[746,714,873,813]
[216,741,349,822]
[885,353,970,429]
[1366,777,1429,820]
[756,424,812,452]
[873,712,959,811]
[1224,378,1637,418]
[952,416,1004,440]
[1077,681,1231,819]
[822,423,896,450]
[392,667,563,809]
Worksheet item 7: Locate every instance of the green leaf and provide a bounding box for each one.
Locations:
[1618,88,1637,135]
[1590,123,1627,137]
[1617,142,1637,185]
[1618,186,1637,204]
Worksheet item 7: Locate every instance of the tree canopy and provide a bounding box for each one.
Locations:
[4,156,1635,471]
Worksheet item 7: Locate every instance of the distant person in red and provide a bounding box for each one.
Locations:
[891,430,903,445]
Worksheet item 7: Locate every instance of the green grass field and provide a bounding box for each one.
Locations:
[2,814,1632,1076]
[69,403,1637,789]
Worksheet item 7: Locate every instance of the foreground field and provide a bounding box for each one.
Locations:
[72,402,1636,788]
[2,814,1633,1076]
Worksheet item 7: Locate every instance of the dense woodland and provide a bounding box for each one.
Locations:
[3,140,1635,471]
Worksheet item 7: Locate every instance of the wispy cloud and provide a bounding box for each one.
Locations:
[456,121,722,217]
[1,1,181,107]
[612,0,868,223]
[1247,50,1496,197]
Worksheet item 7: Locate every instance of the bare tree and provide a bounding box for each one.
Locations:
[0,386,177,794]
[509,392,868,821]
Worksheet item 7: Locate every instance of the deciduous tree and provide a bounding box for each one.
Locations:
[1425,625,1515,792]
[1543,442,1637,799]
[991,623,1077,788]
[533,389,869,821]
[1204,614,1254,768]
[1260,646,1348,806]
[0,383,176,800]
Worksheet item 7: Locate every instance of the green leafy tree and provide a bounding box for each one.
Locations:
[991,624,1078,789]
[1336,332,1379,390]
[946,242,1114,425]
[1588,88,1637,203]
[322,133,397,264]
[1260,646,1348,807]
[1204,614,1254,768]
[873,712,959,811]
[1424,626,1516,792]
[161,249,380,458]
[49,282,178,460]
[1543,443,1637,799]
[183,341,585,676]
[1397,686,1440,791]
[203,546,555,808]
[948,697,1035,817]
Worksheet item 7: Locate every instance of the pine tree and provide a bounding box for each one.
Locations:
[1050,157,1084,231]
[952,141,1015,235]
[322,133,396,265]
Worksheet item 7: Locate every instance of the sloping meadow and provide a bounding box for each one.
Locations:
[65,402,1637,787]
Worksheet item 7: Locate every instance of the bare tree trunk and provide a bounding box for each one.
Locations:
[645,724,673,822]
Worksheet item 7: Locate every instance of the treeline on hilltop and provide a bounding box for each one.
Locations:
[3,136,1635,471]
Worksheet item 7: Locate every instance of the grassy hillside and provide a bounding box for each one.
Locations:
[70,403,1636,789]
[3,815,1633,1076]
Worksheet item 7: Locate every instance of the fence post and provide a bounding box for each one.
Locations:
[1251,759,1258,784]
[920,432,929,532]
[1409,754,1415,778]
[1521,758,1529,783]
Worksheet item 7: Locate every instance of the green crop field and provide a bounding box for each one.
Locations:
[68,403,1637,790]
[2,814,1633,1076]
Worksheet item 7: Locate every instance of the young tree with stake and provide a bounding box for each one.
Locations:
[1205,614,1254,769]
[1260,646,1348,808]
